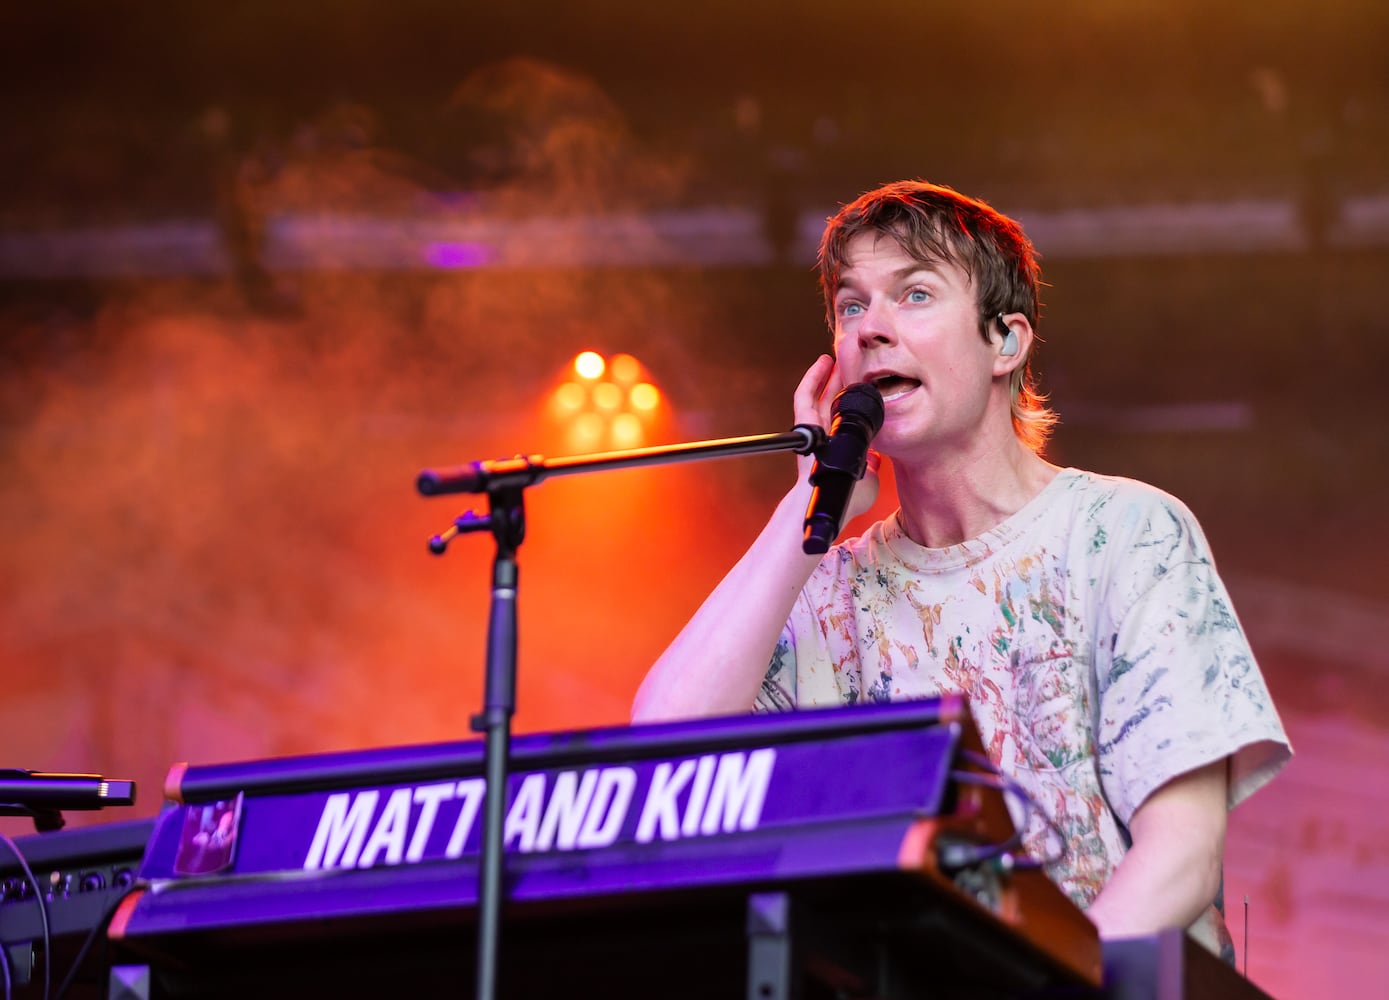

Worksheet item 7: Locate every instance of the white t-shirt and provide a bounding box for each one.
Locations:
[757,468,1291,956]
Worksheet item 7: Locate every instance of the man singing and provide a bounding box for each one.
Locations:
[632,180,1290,959]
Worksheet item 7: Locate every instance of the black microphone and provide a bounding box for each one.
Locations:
[802,382,885,554]
[0,770,137,811]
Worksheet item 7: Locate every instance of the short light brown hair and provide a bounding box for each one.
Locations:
[818,180,1057,452]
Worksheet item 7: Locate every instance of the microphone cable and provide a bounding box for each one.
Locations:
[0,831,51,1000]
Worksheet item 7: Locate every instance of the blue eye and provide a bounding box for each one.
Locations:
[839,302,863,317]
[907,288,930,303]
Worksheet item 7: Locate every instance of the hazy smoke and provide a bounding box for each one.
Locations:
[0,58,782,834]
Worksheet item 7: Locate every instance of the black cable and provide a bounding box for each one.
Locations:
[53,883,141,1000]
[947,771,1039,869]
[951,749,1069,869]
[1,922,13,1000]
[958,749,1069,863]
[0,832,50,1000]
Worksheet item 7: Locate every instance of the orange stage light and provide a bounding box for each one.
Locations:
[629,382,660,412]
[591,382,623,412]
[610,412,644,448]
[553,381,586,413]
[571,411,605,449]
[609,353,641,385]
[551,351,668,452]
[573,351,606,380]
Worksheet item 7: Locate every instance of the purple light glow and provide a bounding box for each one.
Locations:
[424,241,494,269]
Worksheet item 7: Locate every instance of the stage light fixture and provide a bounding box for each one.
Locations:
[549,351,666,451]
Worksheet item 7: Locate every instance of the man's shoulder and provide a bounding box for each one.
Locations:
[1052,468,1216,576]
[1053,468,1199,526]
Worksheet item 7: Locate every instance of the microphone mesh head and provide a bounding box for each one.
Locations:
[831,382,886,435]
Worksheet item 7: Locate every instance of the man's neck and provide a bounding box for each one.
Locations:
[891,437,1058,549]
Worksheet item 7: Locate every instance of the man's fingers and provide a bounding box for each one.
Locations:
[848,449,883,521]
[818,361,848,425]
[803,357,846,429]
[793,354,835,425]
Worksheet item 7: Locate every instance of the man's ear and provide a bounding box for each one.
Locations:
[993,313,1033,376]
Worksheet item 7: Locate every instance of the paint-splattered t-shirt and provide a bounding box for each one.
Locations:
[757,468,1290,956]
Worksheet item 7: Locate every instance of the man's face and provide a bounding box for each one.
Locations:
[830,231,1003,460]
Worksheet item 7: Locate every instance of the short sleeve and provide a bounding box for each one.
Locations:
[753,566,853,711]
[1095,496,1291,825]
[754,625,798,712]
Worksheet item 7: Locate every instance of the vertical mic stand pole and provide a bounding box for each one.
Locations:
[418,427,825,1000]
[428,473,528,1000]
[474,480,524,1000]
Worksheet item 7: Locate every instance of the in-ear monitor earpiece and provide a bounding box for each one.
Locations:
[995,313,1019,357]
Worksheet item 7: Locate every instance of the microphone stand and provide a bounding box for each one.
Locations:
[0,770,138,832]
[417,424,825,1000]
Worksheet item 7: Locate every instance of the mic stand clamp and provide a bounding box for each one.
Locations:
[0,803,65,833]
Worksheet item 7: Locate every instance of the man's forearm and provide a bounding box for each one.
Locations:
[631,485,823,722]
[1086,759,1228,937]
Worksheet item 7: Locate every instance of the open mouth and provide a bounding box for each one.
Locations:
[871,375,921,402]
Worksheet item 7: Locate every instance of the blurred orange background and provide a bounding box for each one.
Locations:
[2,5,1387,996]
